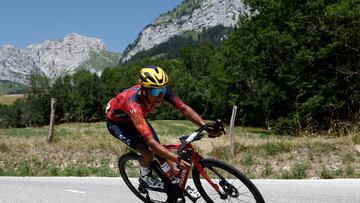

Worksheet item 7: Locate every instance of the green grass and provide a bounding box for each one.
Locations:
[77,50,121,72]
[241,151,254,166]
[150,120,198,137]
[0,126,48,137]
[158,0,201,22]
[262,162,273,177]
[264,142,293,156]
[0,121,359,178]
[0,94,24,105]
[281,162,309,179]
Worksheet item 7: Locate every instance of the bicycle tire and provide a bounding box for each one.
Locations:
[118,153,179,203]
[118,153,148,202]
[192,158,265,203]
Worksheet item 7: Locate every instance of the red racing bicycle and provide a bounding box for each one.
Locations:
[118,120,265,202]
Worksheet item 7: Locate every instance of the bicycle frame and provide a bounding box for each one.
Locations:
[163,143,221,194]
[120,120,264,202]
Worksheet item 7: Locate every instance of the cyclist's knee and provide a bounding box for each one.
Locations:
[136,142,154,158]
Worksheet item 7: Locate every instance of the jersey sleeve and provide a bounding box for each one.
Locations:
[124,101,154,139]
[164,91,186,109]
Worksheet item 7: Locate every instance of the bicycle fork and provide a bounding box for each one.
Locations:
[192,152,237,200]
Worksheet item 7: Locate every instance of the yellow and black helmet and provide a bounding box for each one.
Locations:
[139,66,168,88]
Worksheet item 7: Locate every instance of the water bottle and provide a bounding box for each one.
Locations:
[160,161,180,184]
[172,162,181,177]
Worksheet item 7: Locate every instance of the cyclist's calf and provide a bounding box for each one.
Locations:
[136,141,154,168]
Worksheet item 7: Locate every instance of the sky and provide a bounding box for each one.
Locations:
[0,0,183,52]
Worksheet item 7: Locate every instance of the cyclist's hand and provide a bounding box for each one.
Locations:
[178,159,191,170]
[207,119,226,137]
[207,128,226,137]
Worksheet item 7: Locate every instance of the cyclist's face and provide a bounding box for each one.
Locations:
[146,87,166,104]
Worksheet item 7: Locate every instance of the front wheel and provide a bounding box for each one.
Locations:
[192,158,265,203]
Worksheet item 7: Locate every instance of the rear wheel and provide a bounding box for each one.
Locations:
[118,153,184,203]
[192,158,264,203]
[119,153,167,202]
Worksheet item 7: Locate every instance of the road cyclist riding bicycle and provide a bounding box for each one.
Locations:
[105,66,224,199]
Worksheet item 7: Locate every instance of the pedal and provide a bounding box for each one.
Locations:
[185,185,201,200]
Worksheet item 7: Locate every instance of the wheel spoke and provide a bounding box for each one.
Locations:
[193,159,262,203]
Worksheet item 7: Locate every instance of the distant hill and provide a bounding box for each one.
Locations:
[0,80,26,95]
[120,0,252,63]
[124,25,234,62]
[0,33,121,85]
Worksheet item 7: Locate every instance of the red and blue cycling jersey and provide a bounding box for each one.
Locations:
[105,84,185,139]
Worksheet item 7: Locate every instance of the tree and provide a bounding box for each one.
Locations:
[72,70,105,122]
[206,0,360,131]
[50,75,75,122]
[22,73,51,126]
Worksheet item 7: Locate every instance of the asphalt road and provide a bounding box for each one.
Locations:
[0,177,359,203]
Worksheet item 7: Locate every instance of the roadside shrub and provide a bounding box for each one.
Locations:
[264,141,292,156]
[0,143,10,152]
[281,162,308,179]
[320,166,334,179]
[271,117,298,135]
[291,162,308,179]
[210,145,231,160]
[241,151,254,166]
[262,162,272,177]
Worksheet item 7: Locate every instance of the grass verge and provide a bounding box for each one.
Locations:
[0,121,359,178]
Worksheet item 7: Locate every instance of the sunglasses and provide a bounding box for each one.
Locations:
[149,87,167,97]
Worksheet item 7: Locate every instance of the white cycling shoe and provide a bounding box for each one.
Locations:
[140,173,200,199]
[186,185,201,199]
[140,173,164,189]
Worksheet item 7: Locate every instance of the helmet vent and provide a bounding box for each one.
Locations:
[139,74,148,82]
[145,72,156,83]
[156,75,163,83]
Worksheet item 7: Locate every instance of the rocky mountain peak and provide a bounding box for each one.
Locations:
[0,33,117,85]
[121,0,251,62]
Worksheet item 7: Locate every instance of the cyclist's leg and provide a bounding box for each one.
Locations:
[106,120,159,167]
[135,119,164,167]
[136,139,154,168]
[144,119,164,162]
[106,120,140,148]
[108,120,164,188]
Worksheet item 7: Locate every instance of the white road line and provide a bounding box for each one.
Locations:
[64,189,86,194]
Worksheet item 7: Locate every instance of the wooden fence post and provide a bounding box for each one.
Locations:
[230,105,238,156]
[48,98,57,142]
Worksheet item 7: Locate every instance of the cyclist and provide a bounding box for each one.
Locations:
[105,66,223,191]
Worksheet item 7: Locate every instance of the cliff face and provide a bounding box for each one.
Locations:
[121,0,250,62]
[0,33,120,84]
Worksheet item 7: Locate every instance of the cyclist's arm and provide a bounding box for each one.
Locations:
[179,105,206,127]
[179,105,224,137]
[127,107,181,164]
[165,92,206,127]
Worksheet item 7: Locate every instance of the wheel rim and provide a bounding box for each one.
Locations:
[198,166,257,202]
